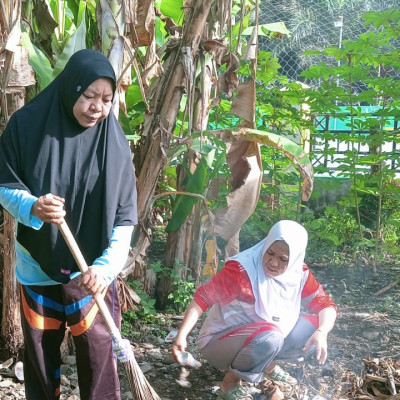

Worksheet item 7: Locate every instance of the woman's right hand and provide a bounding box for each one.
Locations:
[170,299,204,363]
[171,336,187,363]
[31,193,66,225]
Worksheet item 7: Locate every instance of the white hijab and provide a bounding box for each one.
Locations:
[230,220,308,336]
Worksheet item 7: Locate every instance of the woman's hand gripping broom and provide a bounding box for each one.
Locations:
[58,219,161,400]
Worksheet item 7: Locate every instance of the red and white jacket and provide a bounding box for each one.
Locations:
[195,260,337,349]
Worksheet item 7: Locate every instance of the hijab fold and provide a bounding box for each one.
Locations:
[0,49,137,283]
[230,220,308,336]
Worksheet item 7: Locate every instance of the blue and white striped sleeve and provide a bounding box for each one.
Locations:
[0,187,43,229]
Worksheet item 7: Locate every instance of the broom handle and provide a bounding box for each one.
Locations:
[60,220,162,400]
[58,219,122,340]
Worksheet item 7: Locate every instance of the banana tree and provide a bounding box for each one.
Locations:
[163,129,313,257]
[14,0,313,310]
[0,0,36,354]
[132,0,314,307]
[126,0,216,291]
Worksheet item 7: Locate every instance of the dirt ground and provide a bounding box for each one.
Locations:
[124,262,400,400]
[1,262,400,399]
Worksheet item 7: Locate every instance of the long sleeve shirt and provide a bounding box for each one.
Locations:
[0,187,133,286]
[195,260,337,348]
[194,260,337,314]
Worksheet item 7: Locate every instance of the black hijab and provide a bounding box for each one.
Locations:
[0,49,138,283]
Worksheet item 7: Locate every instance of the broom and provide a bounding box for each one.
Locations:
[58,219,162,400]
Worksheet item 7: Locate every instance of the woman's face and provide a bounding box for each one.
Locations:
[262,240,289,277]
[73,78,114,128]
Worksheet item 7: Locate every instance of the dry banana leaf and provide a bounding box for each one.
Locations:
[117,276,140,312]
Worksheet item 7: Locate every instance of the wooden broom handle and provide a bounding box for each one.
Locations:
[58,219,122,340]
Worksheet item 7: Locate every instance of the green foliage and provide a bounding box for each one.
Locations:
[305,206,358,247]
[295,8,400,263]
[121,281,161,331]
[167,278,195,314]
[156,0,184,25]
[149,260,172,279]
[21,32,54,90]
[52,1,87,77]
[379,199,400,255]
[300,208,361,266]
[165,141,216,232]
[149,260,195,313]
[21,0,94,88]
[19,1,400,277]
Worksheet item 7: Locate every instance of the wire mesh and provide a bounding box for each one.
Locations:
[258,1,400,176]
[259,0,400,88]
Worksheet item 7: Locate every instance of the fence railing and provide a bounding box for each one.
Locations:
[311,113,400,175]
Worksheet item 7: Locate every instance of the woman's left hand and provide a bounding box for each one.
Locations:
[80,268,107,296]
[303,329,328,365]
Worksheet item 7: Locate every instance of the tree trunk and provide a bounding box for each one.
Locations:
[0,84,25,354]
[1,211,23,353]
[188,203,202,283]
[156,225,188,309]
[126,0,214,288]
[154,49,214,307]
[0,1,35,354]
[186,67,213,284]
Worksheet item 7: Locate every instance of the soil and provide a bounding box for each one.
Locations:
[1,262,400,399]
[125,262,400,400]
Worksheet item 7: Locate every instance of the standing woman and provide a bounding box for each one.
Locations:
[172,220,337,400]
[0,49,137,400]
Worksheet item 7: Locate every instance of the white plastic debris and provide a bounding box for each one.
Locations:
[14,361,24,382]
[165,330,178,342]
[176,351,201,368]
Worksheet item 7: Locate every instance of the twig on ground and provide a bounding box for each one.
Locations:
[374,279,400,296]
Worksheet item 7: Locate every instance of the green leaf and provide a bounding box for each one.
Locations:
[53,2,87,77]
[166,155,213,232]
[242,22,290,37]
[191,139,216,167]
[205,128,314,201]
[65,0,80,20]
[125,134,141,143]
[158,0,184,25]
[126,84,144,107]
[208,151,226,181]
[232,14,250,37]
[155,17,167,46]
[20,32,53,90]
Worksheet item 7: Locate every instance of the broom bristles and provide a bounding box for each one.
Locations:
[124,360,162,400]
[112,335,162,399]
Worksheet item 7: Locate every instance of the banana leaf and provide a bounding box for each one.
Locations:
[207,128,314,201]
[165,144,216,233]
[20,32,53,90]
[165,156,210,233]
[53,2,87,77]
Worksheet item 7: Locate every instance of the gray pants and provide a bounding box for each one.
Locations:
[200,316,316,382]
